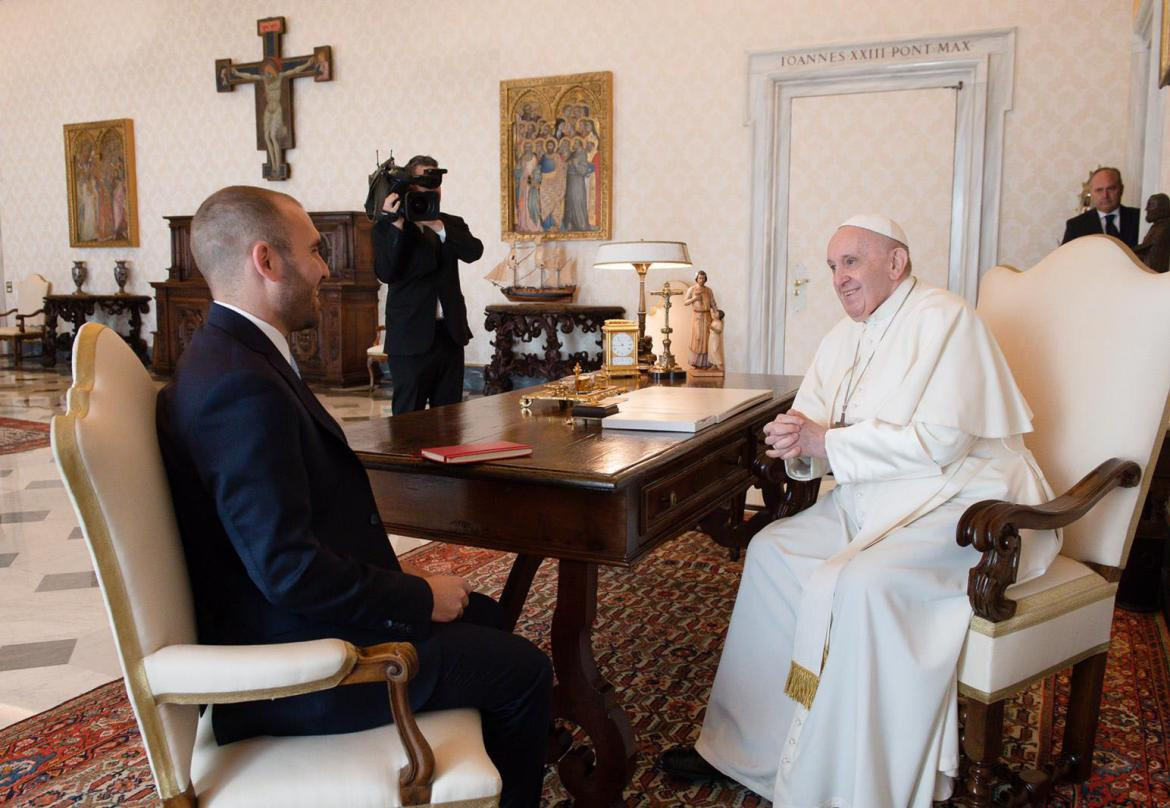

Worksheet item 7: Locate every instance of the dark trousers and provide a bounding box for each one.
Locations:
[416,595,552,808]
[387,322,465,415]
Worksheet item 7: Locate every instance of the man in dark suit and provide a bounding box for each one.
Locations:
[1061,166,1139,248]
[372,155,482,415]
[156,186,550,808]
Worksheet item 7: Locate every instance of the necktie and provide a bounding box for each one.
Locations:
[1105,213,1120,237]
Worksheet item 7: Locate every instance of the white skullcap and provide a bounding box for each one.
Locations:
[837,214,908,248]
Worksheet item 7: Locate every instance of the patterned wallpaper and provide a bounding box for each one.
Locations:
[0,0,1138,368]
[785,88,956,371]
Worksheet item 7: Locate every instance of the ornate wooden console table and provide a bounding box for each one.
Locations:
[42,293,151,367]
[483,303,624,395]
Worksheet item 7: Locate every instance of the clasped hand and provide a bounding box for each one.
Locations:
[763,409,828,460]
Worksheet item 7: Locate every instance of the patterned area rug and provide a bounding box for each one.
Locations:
[2,532,1169,806]
[0,417,49,455]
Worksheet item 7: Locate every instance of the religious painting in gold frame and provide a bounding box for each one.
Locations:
[500,71,612,241]
[63,118,139,248]
[1162,1,1170,88]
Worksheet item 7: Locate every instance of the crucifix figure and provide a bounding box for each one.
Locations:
[215,17,333,181]
[648,282,687,380]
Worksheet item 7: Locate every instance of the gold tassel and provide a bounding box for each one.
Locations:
[783,660,820,709]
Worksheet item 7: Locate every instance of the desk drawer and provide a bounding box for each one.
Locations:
[641,438,749,533]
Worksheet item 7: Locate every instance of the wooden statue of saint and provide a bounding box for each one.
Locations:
[1134,193,1170,273]
[683,271,724,376]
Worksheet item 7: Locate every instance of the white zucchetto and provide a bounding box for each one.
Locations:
[837,214,909,248]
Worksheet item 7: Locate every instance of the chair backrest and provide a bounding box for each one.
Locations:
[977,236,1170,568]
[17,274,49,327]
[52,322,198,800]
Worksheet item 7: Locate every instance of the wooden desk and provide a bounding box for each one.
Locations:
[41,293,151,367]
[346,373,807,806]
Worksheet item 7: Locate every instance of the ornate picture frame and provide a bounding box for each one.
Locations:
[500,71,613,241]
[1162,0,1170,88]
[63,118,139,248]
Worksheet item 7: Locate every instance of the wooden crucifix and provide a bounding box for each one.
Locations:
[215,17,333,181]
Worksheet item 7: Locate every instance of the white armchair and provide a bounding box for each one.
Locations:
[0,273,50,367]
[52,322,501,807]
[952,235,1170,803]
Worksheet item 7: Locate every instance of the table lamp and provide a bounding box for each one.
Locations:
[593,241,692,368]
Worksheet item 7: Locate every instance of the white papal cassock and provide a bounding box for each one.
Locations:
[695,276,1058,807]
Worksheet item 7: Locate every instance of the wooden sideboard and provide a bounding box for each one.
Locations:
[151,211,379,386]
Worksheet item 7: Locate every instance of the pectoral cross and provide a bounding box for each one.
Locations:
[215,17,333,181]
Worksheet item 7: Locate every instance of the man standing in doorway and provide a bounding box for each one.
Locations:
[1061,166,1139,248]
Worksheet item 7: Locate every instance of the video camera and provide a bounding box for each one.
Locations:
[364,153,446,223]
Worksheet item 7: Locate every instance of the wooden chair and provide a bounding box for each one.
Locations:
[751,235,1170,804]
[952,235,1170,803]
[52,322,502,807]
[369,325,387,396]
[0,273,50,367]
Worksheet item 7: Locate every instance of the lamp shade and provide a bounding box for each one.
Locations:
[593,240,692,270]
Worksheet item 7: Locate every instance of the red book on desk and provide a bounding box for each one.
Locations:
[420,441,533,464]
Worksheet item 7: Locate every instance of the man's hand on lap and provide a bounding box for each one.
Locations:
[427,574,472,622]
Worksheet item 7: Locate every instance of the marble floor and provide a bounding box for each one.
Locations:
[0,364,422,730]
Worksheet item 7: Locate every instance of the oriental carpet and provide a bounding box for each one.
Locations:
[0,417,49,456]
[2,531,1168,806]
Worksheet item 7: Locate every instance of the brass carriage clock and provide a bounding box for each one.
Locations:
[601,319,640,377]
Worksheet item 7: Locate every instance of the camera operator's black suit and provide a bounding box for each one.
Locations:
[372,214,482,414]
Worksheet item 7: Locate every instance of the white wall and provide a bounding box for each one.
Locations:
[0,0,1137,368]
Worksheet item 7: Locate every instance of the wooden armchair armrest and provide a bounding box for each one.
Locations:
[145,639,435,806]
[338,641,434,806]
[370,325,386,349]
[0,307,16,320]
[957,457,1141,622]
[14,310,44,331]
[743,457,821,534]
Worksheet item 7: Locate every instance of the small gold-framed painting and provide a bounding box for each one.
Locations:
[64,118,139,247]
[1162,0,1170,88]
[500,71,612,241]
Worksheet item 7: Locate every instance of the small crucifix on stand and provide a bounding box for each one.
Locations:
[648,282,687,380]
[215,17,333,181]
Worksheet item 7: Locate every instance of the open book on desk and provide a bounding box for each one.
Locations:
[601,387,774,433]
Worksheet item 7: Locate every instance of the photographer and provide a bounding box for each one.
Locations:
[372,155,483,414]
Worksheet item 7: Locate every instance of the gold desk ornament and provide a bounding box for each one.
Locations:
[519,367,623,410]
[648,282,687,380]
[601,318,640,377]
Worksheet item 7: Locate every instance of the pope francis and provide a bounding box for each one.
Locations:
[661,215,1058,806]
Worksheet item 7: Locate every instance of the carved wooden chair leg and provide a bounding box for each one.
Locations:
[1058,650,1107,784]
[961,698,1004,807]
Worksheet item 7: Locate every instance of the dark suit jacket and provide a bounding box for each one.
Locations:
[372,213,483,356]
[1061,206,1139,248]
[156,304,437,742]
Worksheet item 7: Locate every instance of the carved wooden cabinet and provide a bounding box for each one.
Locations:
[151,212,379,386]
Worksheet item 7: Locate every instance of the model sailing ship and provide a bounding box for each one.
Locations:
[484,238,577,302]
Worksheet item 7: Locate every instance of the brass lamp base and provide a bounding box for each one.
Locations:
[648,363,687,381]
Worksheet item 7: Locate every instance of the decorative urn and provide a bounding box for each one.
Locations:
[113,260,129,294]
[70,260,87,294]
